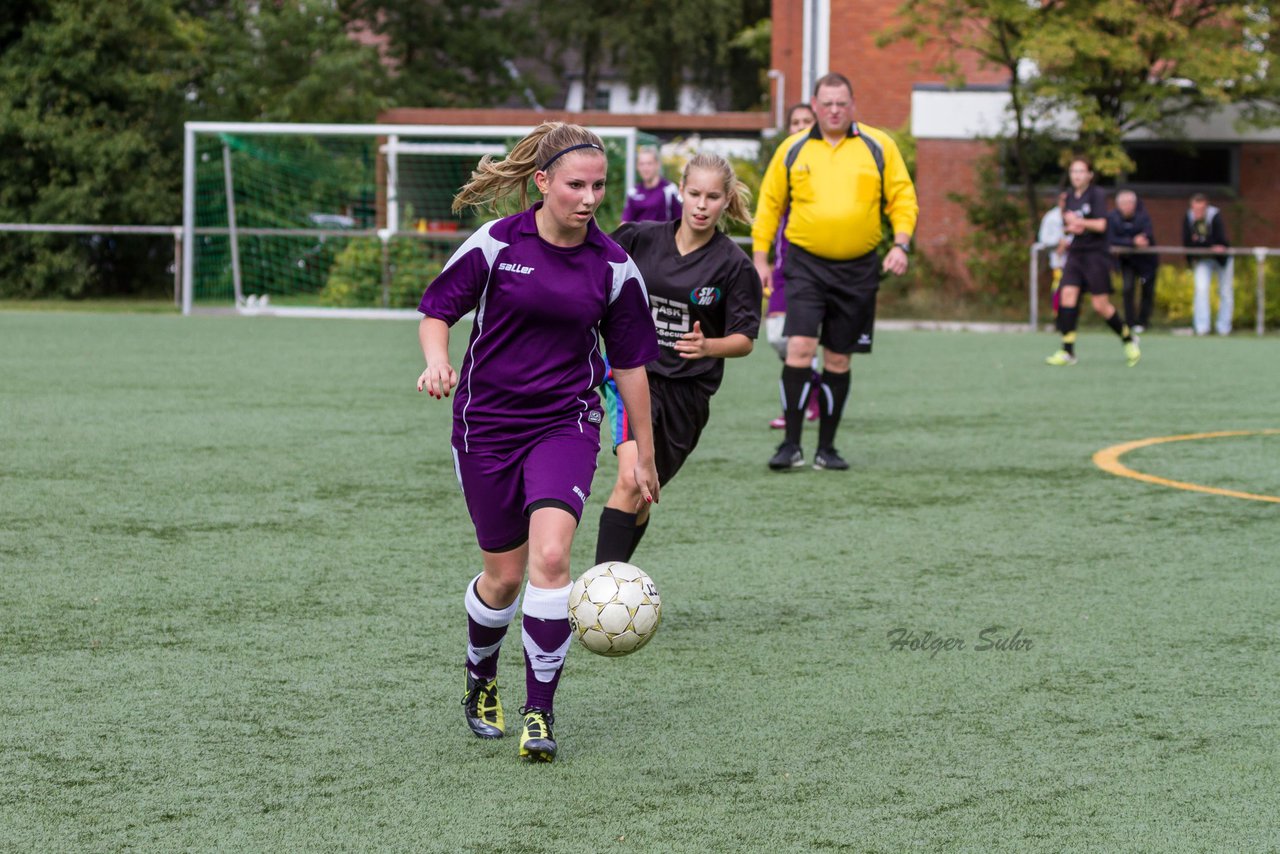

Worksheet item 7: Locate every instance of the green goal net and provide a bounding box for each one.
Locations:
[182,122,643,316]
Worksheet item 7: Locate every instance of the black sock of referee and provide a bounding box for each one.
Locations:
[780,365,812,446]
[1057,305,1080,355]
[817,370,851,450]
[1104,311,1133,342]
[596,507,637,564]
[627,517,650,561]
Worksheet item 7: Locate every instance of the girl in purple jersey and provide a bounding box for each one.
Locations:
[416,122,661,763]
[594,152,762,563]
[621,147,683,223]
[765,103,820,429]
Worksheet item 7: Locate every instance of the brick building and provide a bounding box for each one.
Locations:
[770,0,1280,278]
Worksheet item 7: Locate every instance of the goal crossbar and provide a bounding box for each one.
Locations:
[182,121,639,316]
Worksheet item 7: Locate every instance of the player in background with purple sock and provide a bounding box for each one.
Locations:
[417,122,660,763]
[595,152,761,563]
[765,103,820,430]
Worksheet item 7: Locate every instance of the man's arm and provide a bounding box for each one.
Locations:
[880,133,918,276]
[749,144,792,295]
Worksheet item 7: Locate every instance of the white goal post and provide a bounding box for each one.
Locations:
[181,121,640,317]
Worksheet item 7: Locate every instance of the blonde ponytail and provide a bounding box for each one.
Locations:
[452,122,607,214]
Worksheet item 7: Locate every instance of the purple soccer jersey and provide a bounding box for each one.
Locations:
[419,203,660,454]
[622,178,683,223]
[768,211,792,314]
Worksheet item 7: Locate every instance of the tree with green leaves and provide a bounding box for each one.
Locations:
[187,0,389,123]
[0,0,389,298]
[0,0,195,296]
[340,0,541,108]
[879,0,1045,237]
[881,0,1278,231]
[1030,0,1277,175]
[533,0,769,112]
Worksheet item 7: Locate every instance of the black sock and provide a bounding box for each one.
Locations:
[1058,306,1079,355]
[628,517,650,561]
[596,507,637,564]
[780,365,811,446]
[817,370,850,450]
[1105,312,1132,342]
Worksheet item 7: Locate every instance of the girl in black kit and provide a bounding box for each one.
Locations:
[1046,157,1141,367]
[596,152,762,562]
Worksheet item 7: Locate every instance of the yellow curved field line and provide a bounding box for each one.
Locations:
[1093,430,1280,504]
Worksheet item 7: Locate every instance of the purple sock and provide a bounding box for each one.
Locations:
[521,583,572,712]
[465,574,518,681]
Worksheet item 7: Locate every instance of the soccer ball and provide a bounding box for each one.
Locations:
[568,562,661,657]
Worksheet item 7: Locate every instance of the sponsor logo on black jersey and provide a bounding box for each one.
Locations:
[690,286,721,307]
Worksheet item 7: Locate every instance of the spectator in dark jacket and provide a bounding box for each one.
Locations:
[1181,193,1233,336]
[1107,190,1158,333]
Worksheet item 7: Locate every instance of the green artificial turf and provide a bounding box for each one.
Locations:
[2,312,1278,852]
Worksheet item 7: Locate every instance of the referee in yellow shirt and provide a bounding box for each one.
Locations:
[753,72,918,471]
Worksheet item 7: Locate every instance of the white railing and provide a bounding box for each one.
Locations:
[0,223,184,304]
[1029,244,1276,335]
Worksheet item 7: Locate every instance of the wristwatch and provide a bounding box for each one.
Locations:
[893,242,911,255]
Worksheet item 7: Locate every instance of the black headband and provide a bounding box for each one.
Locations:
[541,142,604,172]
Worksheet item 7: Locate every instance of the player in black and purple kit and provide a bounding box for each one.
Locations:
[621,147,683,223]
[1046,157,1140,367]
[417,122,661,763]
[595,152,762,563]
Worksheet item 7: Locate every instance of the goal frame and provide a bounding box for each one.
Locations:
[181,121,640,316]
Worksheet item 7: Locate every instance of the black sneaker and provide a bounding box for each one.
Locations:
[768,442,804,471]
[518,706,557,762]
[813,447,849,471]
[462,673,504,739]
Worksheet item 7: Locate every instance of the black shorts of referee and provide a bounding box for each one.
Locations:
[603,372,712,486]
[780,244,880,354]
[1061,250,1113,295]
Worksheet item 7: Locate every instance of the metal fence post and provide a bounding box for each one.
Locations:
[1029,243,1040,331]
[173,227,182,307]
[1256,248,1267,337]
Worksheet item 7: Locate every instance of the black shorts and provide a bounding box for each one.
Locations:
[781,245,879,354]
[602,372,711,485]
[1061,251,1113,295]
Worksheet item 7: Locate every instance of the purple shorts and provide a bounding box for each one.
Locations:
[452,426,600,552]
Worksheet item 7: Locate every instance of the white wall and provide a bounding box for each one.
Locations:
[565,81,716,115]
[911,88,1280,142]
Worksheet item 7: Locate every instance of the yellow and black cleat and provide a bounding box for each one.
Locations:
[1045,349,1078,367]
[518,706,557,763]
[462,674,504,739]
[1124,340,1141,368]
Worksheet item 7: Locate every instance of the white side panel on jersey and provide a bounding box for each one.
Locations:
[607,257,649,305]
[439,219,508,276]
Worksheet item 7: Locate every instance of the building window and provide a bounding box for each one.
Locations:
[1000,140,1238,195]
[594,87,611,111]
[1122,144,1236,191]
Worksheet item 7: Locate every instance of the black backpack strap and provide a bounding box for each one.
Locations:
[782,133,812,202]
[855,124,887,215]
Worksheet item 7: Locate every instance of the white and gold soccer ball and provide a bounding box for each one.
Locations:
[568,562,661,657]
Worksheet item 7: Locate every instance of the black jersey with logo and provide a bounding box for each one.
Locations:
[612,220,762,391]
[1065,184,1108,253]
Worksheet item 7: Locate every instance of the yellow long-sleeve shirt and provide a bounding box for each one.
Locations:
[751,123,919,261]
